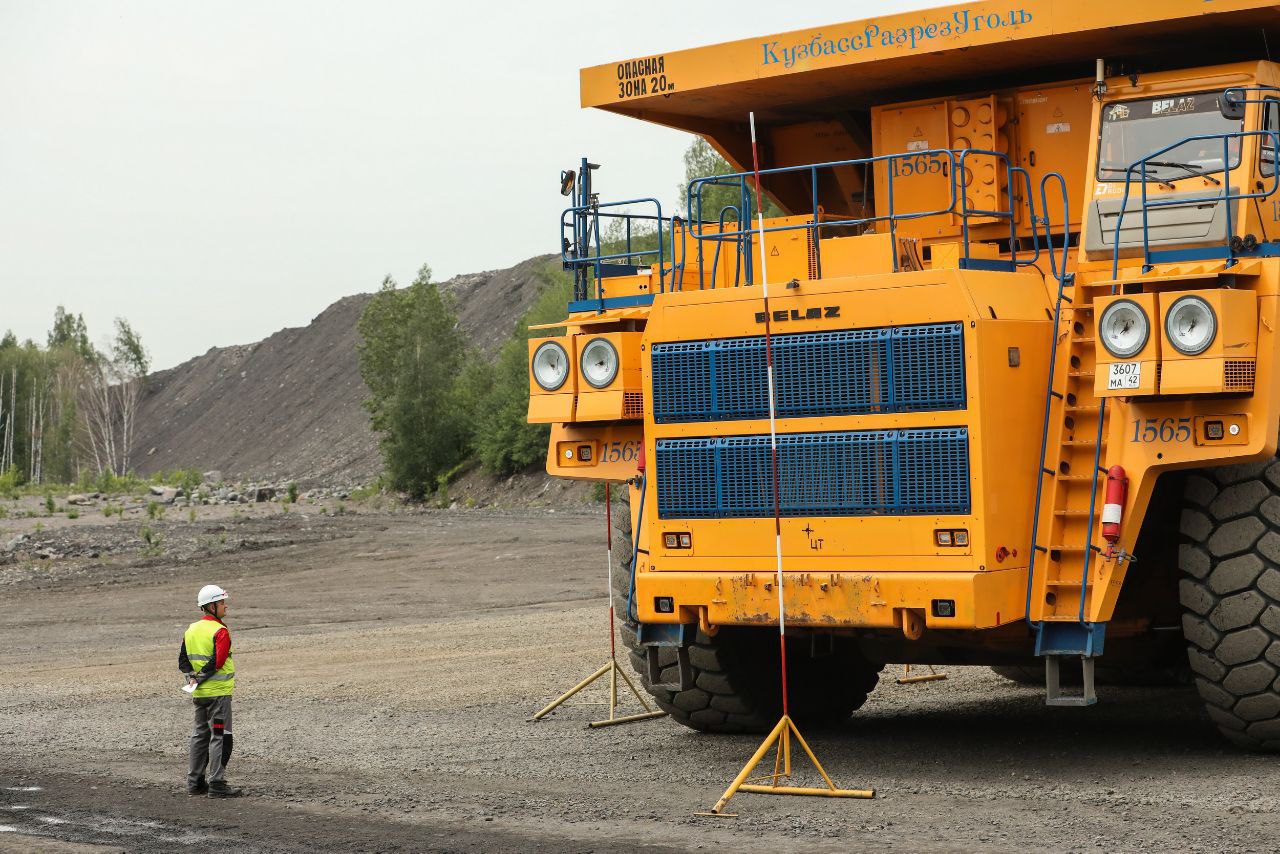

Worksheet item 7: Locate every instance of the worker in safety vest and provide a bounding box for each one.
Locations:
[178,584,242,797]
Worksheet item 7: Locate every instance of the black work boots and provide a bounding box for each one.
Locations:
[207,781,243,798]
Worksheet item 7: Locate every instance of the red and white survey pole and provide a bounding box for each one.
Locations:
[700,113,873,816]
[748,111,791,720]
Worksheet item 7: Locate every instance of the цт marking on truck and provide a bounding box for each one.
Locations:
[531,0,1280,747]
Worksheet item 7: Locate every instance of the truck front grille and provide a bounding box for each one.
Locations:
[650,323,964,424]
[654,427,970,519]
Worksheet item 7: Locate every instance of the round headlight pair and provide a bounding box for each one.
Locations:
[1099,296,1217,358]
[531,338,619,391]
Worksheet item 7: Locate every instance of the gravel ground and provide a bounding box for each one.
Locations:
[1,509,1278,852]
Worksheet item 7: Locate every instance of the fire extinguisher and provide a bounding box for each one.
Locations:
[1102,465,1128,555]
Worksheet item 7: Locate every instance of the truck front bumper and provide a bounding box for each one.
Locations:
[634,566,1030,631]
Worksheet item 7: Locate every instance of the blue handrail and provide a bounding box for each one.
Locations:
[560,198,688,301]
[688,176,757,286]
[1024,172,1072,631]
[563,145,1045,302]
[708,205,744,289]
[686,147,1041,286]
[957,155,1042,271]
[1109,128,1280,277]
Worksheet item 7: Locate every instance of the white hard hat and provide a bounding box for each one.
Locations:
[197,584,228,607]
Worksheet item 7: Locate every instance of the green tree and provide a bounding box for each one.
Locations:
[472,337,548,474]
[0,308,149,484]
[112,318,150,379]
[357,265,469,498]
[472,262,572,475]
[47,307,93,360]
[680,137,784,222]
[111,318,150,474]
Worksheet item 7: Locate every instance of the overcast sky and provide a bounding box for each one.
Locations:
[0,1,932,370]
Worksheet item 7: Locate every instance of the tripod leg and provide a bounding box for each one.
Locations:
[530,662,612,721]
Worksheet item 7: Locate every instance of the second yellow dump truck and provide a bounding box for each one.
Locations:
[529,0,1280,749]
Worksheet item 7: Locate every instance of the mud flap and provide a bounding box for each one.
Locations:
[637,622,695,691]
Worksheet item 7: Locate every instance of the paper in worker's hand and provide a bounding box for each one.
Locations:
[181,682,197,694]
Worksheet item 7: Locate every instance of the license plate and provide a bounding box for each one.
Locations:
[1107,362,1141,390]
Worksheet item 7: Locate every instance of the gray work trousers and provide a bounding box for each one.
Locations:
[188,694,233,788]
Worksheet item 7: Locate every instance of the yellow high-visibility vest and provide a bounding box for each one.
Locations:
[184,619,235,698]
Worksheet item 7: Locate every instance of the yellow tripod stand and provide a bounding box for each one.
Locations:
[530,483,667,729]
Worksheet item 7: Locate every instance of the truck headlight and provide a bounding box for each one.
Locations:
[580,337,619,388]
[1165,295,1217,356]
[1099,299,1149,359]
[531,341,570,391]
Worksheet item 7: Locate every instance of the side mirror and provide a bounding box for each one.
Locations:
[560,169,576,197]
[1219,90,1245,121]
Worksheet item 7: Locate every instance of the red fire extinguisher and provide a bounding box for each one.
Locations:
[1102,465,1128,554]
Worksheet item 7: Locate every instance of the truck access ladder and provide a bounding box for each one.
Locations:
[1026,177,1108,706]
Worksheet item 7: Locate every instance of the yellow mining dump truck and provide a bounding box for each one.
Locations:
[528,0,1280,748]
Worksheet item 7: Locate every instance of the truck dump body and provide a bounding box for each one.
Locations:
[583,1,1280,222]
[584,1,1280,122]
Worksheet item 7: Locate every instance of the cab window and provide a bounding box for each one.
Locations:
[1262,100,1279,178]
[1097,92,1243,183]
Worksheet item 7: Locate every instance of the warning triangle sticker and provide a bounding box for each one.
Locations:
[770,246,780,256]
[912,126,924,137]
[1053,106,1063,118]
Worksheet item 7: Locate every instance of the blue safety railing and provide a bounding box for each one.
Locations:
[1024,171,1072,633]
[687,179,757,287]
[1109,123,1280,277]
[686,147,1043,288]
[561,146,1046,306]
[560,198,688,303]
[708,204,746,288]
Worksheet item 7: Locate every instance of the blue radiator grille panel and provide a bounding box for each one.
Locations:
[650,323,964,424]
[655,428,970,519]
[891,325,967,412]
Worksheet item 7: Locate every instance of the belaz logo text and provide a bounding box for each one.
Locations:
[754,306,841,323]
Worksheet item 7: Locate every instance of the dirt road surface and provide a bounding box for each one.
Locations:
[2,509,1278,852]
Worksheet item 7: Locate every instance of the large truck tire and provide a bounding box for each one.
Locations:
[1179,458,1280,751]
[608,488,882,733]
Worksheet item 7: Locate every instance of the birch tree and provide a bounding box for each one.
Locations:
[111,319,149,475]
